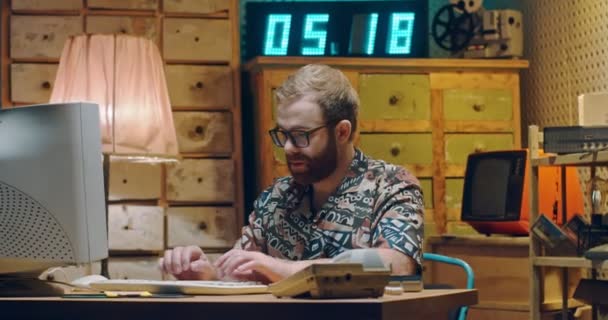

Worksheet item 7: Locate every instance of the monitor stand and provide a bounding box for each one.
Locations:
[0,275,65,297]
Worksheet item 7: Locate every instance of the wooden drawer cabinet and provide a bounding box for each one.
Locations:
[12,0,82,10]
[359,74,431,121]
[173,112,233,154]
[163,18,231,61]
[245,57,527,237]
[108,257,163,280]
[86,16,158,43]
[167,207,238,249]
[164,0,230,14]
[166,159,235,202]
[108,205,164,252]
[10,16,82,59]
[10,64,57,103]
[165,65,233,108]
[87,0,158,10]
[108,161,162,200]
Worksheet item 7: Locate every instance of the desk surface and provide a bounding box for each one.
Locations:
[1,289,477,320]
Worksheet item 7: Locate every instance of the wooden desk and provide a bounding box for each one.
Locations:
[1,289,477,320]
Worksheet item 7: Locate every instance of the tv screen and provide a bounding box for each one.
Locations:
[461,150,526,222]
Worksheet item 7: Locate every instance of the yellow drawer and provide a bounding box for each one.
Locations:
[443,89,512,121]
[445,134,513,165]
[419,178,433,209]
[13,0,82,10]
[167,206,238,249]
[164,0,230,14]
[445,178,464,210]
[359,133,433,167]
[165,65,233,108]
[86,16,158,44]
[358,74,430,121]
[164,18,231,61]
[11,15,82,59]
[166,159,234,202]
[11,64,57,103]
[88,0,158,10]
[173,111,232,154]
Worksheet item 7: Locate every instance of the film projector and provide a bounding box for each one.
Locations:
[432,0,523,58]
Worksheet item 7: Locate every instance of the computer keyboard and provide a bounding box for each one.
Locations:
[89,279,268,295]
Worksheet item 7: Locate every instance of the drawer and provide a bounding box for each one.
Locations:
[11,64,57,103]
[166,159,234,202]
[167,207,238,249]
[358,74,430,121]
[108,205,164,252]
[109,257,163,280]
[109,161,162,200]
[86,16,158,43]
[419,178,433,209]
[164,0,230,14]
[165,65,233,108]
[12,0,82,10]
[88,0,158,10]
[445,134,514,165]
[173,112,233,153]
[164,18,231,61]
[445,178,464,212]
[11,16,83,59]
[443,89,512,121]
[358,133,433,168]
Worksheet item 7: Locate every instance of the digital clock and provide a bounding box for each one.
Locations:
[244,1,428,59]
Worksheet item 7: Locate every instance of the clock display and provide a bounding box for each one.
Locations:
[245,1,428,59]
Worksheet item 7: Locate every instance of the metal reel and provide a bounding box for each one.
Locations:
[432,3,476,52]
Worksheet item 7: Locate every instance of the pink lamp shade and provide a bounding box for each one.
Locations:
[50,34,179,158]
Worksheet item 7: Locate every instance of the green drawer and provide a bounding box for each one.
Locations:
[445,134,513,165]
[445,178,464,209]
[419,178,433,209]
[358,74,430,121]
[359,133,433,167]
[444,89,512,121]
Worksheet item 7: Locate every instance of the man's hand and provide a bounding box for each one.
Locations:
[214,249,299,283]
[159,245,217,280]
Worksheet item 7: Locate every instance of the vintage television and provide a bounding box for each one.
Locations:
[461,150,584,236]
[0,102,107,295]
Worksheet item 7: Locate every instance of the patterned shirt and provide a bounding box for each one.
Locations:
[237,149,424,267]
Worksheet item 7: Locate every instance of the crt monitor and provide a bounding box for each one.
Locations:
[461,149,584,236]
[0,102,107,292]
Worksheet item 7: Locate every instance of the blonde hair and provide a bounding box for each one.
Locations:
[275,64,359,140]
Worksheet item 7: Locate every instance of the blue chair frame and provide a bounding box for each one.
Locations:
[423,253,475,320]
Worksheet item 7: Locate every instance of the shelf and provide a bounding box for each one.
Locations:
[532,150,608,167]
[533,256,608,269]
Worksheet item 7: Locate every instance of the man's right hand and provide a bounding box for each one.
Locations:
[159,245,217,280]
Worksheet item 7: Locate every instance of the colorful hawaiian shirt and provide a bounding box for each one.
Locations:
[237,149,424,267]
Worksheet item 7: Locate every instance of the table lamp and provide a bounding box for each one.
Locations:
[49,34,179,276]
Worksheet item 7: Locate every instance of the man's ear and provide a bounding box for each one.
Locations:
[335,120,352,143]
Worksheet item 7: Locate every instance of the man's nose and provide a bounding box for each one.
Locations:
[283,137,298,154]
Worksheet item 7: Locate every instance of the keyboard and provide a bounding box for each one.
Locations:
[89,279,268,295]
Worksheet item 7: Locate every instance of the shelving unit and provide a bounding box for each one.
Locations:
[528,125,608,320]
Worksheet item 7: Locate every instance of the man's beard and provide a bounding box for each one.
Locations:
[287,136,338,185]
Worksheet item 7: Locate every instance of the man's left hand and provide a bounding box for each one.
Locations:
[214,249,295,283]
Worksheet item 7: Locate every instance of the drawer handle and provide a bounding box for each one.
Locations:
[41,81,51,89]
[390,143,401,157]
[197,177,204,183]
[195,125,205,136]
[195,81,204,89]
[198,222,208,230]
[472,104,485,112]
[474,146,485,153]
[42,34,49,40]
[119,28,127,34]
[388,95,400,106]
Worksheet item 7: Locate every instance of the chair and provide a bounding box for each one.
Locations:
[423,253,475,320]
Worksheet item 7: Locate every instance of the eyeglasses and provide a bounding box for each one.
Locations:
[268,124,331,148]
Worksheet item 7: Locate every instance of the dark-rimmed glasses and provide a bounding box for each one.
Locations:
[268,124,331,148]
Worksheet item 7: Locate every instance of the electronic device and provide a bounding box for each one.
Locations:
[269,249,392,299]
[578,92,608,126]
[0,102,107,296]
[432,0,523,58]
[543,126,608,154]
[461,150,584,236]
[89,278,268,295]
[244,1,428,59]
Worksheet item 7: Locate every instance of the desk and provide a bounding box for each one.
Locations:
[1,289,477,320]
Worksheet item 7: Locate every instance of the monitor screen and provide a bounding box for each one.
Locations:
[0,102,108,277]
[461,150,526,221]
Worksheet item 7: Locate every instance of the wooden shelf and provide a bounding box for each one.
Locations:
[532,150,608,167]
[533,256,608,269]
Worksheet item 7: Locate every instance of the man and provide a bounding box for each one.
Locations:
[160,64,424,283]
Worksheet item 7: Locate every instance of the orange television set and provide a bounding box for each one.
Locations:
[461,150,584,236]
